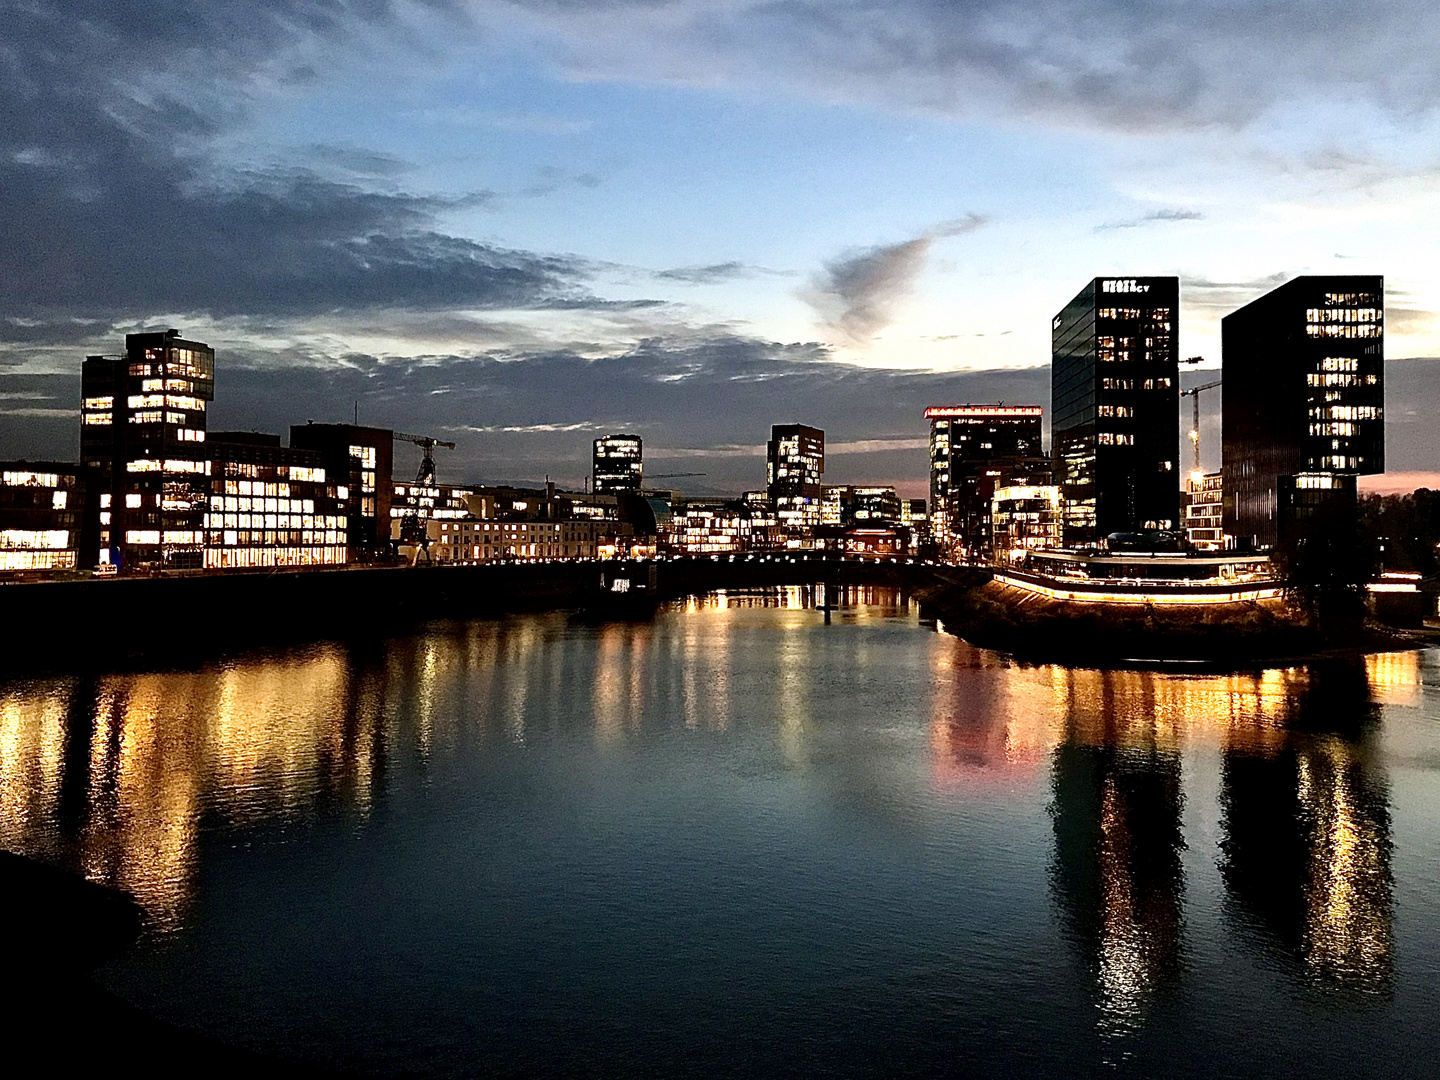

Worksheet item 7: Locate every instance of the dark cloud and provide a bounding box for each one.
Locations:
[0,332,1049,494]
[1181,273,1294,316]
[0,0,612,350]
[1096,208,1206,231]
[806,215,986,345]
[495,0,1440,132]
[655,263,763,285]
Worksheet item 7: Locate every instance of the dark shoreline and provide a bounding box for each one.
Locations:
[916,578,1438,671]
[0,848,349,1075]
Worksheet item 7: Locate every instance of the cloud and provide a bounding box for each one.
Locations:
[653,262,787,285]
[0,331,1057,494]
[0,0,622,354]
[806,215,987,345]
[1095,208,1206,232]
[489,0,1440,134]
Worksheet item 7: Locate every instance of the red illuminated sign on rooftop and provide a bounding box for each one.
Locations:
[923,405,1043,419]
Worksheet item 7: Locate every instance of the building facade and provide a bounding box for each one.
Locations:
[990,484,1062,564]
[204,433,347,569]
[766,424,825,529]
[1052,277,1180,546]
[81,329,215,569]
[290,423,394,561]
[926,405,1047,558]
[1221,275,1384,550]
[430,518,605,562]
[0,463,98,572]
[821,485,903,527]
[593,434,643,495]
[1184,472,1225,551]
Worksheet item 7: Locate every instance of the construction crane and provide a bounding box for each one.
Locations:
[647,472,707,480]
[1180,380,1221,479]
[393,432,456,485]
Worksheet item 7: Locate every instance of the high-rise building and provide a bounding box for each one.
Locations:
[926,405,1047,557]
[766,424,825,528]
[593,434,643,494]
[290,423,394,561]
[81,329,214,569]
[1221,275,1384,550]
[1052,277,1180,546]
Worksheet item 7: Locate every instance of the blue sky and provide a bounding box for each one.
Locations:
[3,0,1438,493]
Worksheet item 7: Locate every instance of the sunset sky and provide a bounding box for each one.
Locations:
[4,0,1439,495]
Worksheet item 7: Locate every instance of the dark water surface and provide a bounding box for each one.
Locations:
[2,587,1438,1077]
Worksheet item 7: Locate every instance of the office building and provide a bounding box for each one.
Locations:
[81,329,214,569]
[203,433,347,569]
[1184,473,1225,551]
[593,434,643,494]
[1221,276,1384,550]
[766,424,825,529]
[991,485,1062,564]
[290,423,394,561]
[822,486,903,527]
[0,463,99,572]
[1052,277,1180,546]
[926,405,1047,557]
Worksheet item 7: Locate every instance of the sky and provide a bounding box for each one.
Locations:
[3,0,1439,496]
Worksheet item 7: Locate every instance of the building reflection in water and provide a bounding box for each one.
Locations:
[1047,670,1186,1040]
[926,654,1405,1030]
[1219,660,1394,994]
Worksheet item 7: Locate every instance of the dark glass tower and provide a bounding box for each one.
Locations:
[766,424,825,528]
[593,434,643,495]
[1221,275,1383,550]
[1052,277,1180,546]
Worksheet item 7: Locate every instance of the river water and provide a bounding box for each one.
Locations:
[2,587,1438,1077]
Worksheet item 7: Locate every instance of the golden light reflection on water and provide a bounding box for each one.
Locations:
[923,639,1409,1026]
[0,599,1415,1013]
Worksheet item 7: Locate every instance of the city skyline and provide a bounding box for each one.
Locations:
[4,1,1440,495]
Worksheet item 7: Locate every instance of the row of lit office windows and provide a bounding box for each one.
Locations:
[1306,323,1381,339]
[212,494,328,514]
[203,546,346,569]
[204,529,346,546]
[1100,377,1173,390]
[204,514,345,532]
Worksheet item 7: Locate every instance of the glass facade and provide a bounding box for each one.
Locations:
[1221,276,1384,550]
[1051,278,1180,546]
[290,424,395,562]
[925,406,1046,558]
[81,330,215,570]
[593,434,643,495]
[766,424,825,530]
[203,435,347,569]
[0,465,94,571]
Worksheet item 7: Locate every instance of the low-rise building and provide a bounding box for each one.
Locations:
[991,485,1062,565]
[430,517,605,562]
[0,463,98,572]
[1185,473,1225,551]
[203,433,347,569]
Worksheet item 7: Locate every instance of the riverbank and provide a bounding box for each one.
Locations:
[0,557,963,672]
[918,578,1429,668]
